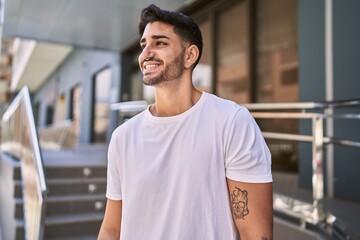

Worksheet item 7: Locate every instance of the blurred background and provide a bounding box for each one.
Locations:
[0,0,359,239]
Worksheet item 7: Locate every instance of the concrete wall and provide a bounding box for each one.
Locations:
[332,0,360,201]
[298,0,360,201]
[33,48,121,144]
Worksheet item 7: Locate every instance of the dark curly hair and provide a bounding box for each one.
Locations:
[139,4,203,69]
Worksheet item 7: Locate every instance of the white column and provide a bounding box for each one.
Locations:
[325,0,334,198]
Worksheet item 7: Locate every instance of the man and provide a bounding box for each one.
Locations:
[99,4,273,240]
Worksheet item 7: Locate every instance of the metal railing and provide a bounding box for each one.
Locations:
[110,100,148,124]
[110,98,360,238]
[244,99,360,238]
[38,119,77,150]
[1,86,47,240]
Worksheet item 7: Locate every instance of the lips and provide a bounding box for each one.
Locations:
[142,61,162,74]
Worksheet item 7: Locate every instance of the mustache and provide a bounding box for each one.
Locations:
[142,57,163,65]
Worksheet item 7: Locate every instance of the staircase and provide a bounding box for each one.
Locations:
[0,145,108,240]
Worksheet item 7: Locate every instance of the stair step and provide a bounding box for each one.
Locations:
[16,194,106,218]
[46,201,106,217]
[46,179,106,196]
[45,167,107,179]
[42,147,107,167]
[14,175,106,197]
[14,192,106,204]
[44,213,103,239]
[47,177,106,184]
[46,194,106,216]
[14,198,24,219]
[47,194,105,203]
[13,166,21,180]
[47,235,97,240]
[45,212,104,225]
[14,179,22,197]
[15,219,25,240]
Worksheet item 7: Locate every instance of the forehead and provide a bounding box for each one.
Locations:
[141,21,178,40]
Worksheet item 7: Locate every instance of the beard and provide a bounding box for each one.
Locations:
[142,51,185,86]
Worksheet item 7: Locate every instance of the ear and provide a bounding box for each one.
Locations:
[184,45,199,69]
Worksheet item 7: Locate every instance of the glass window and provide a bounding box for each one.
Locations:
[256,0,299,172]
[216,1,250,103]
[45,104,54,125]
[93,67,112,143]
[256,0,298,102]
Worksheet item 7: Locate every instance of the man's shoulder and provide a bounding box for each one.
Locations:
[204,92,245,115]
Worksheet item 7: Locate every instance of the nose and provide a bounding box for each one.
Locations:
[139,45,155,62]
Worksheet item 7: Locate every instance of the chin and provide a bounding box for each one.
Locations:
[143,75,163,86]
[143,78,158,86]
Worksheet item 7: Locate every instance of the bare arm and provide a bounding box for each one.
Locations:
[98,199,122,240]
[227,178,273,240]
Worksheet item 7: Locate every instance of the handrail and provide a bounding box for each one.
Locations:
[316,98,360,108]
[1,86,47,240]
[244,102,322,110]
[38,119,76,150]
[244,99,360,239]
[244,98,360,110]
[111,100,149,125]
[244,101,360,149]
[110,100,148,112]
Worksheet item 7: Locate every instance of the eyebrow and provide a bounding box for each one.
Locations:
[140,35,170,44]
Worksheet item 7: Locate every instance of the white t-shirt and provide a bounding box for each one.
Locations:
[106,92,272,240]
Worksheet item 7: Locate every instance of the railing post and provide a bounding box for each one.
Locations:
[312,115,326,223]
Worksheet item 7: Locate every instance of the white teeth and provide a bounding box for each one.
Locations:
[144,64,158,70]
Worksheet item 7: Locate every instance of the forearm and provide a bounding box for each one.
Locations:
[98,199,122,240]
[234,198,273,240]
[98,227,120,240]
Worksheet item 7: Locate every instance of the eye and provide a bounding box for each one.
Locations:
[156,41,167,46]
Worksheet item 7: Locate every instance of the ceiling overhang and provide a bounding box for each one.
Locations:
[3,0,191,52]
[11,41,73,92]
[2,0,194,93]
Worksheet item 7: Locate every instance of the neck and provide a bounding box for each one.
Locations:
[150,76,202,117]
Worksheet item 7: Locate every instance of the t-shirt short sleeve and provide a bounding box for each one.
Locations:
[225,107,272,183]
[106,132,123,200]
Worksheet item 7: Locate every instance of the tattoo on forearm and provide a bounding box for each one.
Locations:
[230,186,249,220]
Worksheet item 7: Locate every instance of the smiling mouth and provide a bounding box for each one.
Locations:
[142,60,163,74]
[144,64,159,70]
